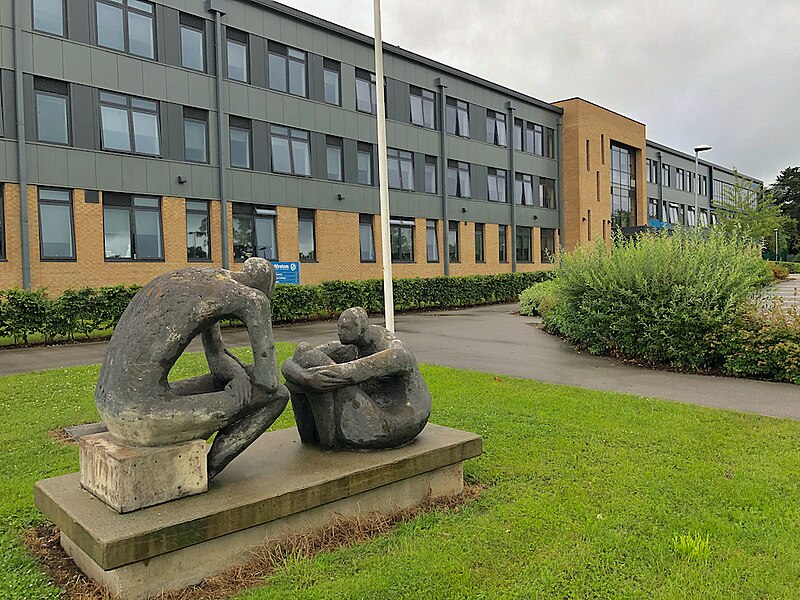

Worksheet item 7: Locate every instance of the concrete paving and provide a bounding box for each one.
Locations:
[1,304,798,419]
[769,275,800,310]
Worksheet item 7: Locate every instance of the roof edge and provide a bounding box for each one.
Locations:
[551,97,646,127]
[646,139,762,183]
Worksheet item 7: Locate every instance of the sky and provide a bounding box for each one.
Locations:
[276,0,800,185]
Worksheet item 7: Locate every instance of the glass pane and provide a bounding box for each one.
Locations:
[400,158,414,191]
[326,145,342,181]
[524,180,534,205]
[423,97,435,128]
[133,196,159,207]
[497,174,506,202]
[227,40,248,82]
[298,217,315,261]
[357,151,372,185]
[324,69,340,105]
[33,0,64,35]
[129,0,152,12]
[40,202,73,258]
[254,216,277,260]
[425,163,436,194]
[128,11,154,59]
[288,58,306,97]
[291,139,311,176]
[186,211,210,259]
[448,226,458,262]
[387,157,401,189]
[132,110,160,155]
[97,2,125,51]
[359,221,375,261]
[103,207,131,258]
[268,53,287,92]
[134,209,162,259]
[101,105,131,151]
[426,224,438,261]
[497,121,507,147]
[356,78,373,113]
[459,169,471,198]
[488,175,498,202]
[410,95,423,126]
[36,93,68,144]
[184,119,207,162]
[180,26,204,71]
[231,128,251,168]
[447,168,457,196]
[233,215,254,261]
[445,104,455,134]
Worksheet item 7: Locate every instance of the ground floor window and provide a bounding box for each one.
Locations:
[298,209,316,262]
[103,193,163,260]
[426,219,438,262]
[359,214,375,262]
[474,223,485,263]
[233,204,277,261]
[516,226,532,263]
[0,185,6,260]
[38,188,75,260]
[498,225,507,263]
[186,200,211,260]
[648,198,658,219]
[540,228,556,263]
[390,217,414,262]
[448,220,459,263]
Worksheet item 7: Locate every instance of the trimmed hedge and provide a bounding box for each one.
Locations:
[772,261,800,274]
[0,271,549,345]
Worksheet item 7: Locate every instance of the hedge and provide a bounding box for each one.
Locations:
[772,261,800,274]
[0,271,549,345]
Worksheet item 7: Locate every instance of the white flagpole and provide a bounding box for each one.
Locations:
[373,0,395,332]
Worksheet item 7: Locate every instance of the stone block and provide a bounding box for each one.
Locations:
[79,432,208,513]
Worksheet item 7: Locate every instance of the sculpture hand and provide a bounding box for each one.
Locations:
[225,377,252,409]
[306,366,350,391]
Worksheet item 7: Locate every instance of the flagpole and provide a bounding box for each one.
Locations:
[373,0,395,332]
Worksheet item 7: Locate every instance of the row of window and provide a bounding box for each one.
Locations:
[647,199,718,227]
[645,158,709,195]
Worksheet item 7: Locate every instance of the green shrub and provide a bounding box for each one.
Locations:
[519,279,558,317]
[773,261,800,274]
[768,262,791,280]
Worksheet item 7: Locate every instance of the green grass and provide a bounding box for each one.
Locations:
[2,344,800,598]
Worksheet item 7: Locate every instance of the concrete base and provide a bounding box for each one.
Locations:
[36,424,482,600]
[79,432,208,513]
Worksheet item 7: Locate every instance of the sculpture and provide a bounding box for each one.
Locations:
[281,307,431,451]
[95,258,290,479]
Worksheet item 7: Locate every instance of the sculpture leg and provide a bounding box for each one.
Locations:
[305,390,337,451]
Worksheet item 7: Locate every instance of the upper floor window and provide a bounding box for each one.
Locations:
[229,118,252,169]
[359,214,376,262]
[447,160,471,198]
[387,148,414,191]
[180,13,205,72]
[38,188,75,260]
[390,217,414,263]
[186,200,211,261]
[183,108,208,163]
[99,91,159,155]
[486,110,507,146]
[270,126,311,176]
[647,158,659,184]
[539,177,556,209]
[445,98,469,137]
[355,69,377,114]
[96,0,155,59]
[268,42,307,97]
[226,30,249,83]
[661,164,671,187]
[487,168,507,203]
[686,170,694,193]
[424,156,437,194]
[103,193,163,260]
[323,59,341,106]
[298,209,316,262]
[326,136,343,181]
[35,78,70,145]
[515,173,534,206]
[675,167,685,191]
[233,204,276,261]
[699,174,708,196]
[33,0,65,36]
[357,143,374,185]
[526,123,543,155]
[409,86,435,129]
[513,119,523,151]
[545,127,555,158]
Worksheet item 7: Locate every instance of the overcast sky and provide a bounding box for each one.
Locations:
[278,0,799,185]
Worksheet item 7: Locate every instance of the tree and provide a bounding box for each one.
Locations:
[768,166,800,254]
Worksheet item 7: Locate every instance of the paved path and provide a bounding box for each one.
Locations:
[1,304,798,420]
[769,275,800,310]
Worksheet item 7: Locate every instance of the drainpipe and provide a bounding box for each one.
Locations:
[556,117,563,252]
[436,78,449,276]
[14,0,31,289]
[656,150,664,222]
[507,101,516,272]
[208,0,229,269]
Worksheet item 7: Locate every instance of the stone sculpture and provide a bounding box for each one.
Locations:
[95,258,290,479]
[281,307,431,451]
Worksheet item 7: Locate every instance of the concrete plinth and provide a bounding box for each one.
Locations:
[35,424,482,600]
[79,432,208,513]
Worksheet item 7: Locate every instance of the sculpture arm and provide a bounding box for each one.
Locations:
[315,341,359,364]
[311,345,416,386]
[282,356,351,392]
[202,324,248,385]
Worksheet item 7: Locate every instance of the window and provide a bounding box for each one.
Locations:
[474,223,485,263]
[675,167,685,191]
[33,0,64,36]
[229,119,251,169]
[486,110,507,146]
[387,148,414,191]
[183,108,208,163]
[38,188,75,260]
[35,79,69,145]
[390,217,414,262]
[268,42,307,97]
[661,164,671,187]
[699,175,708,196]
[323,59,341,106]
[586,139,590,171]
[447,161,471,198]
[426,219,438,262]
[498,225,507,263]
[326,136,343,181]
[355,69,377,114]
[103,194,163,260]
[611,143,637,228]
[648,198,658,219]
[96,0,155,59]
[686,170,694,193]
[270,126,311,176]
[587,209,592,241]
[445,98,469,137]
[515,173,534,206]
[539,178,556,209]
[226,30,248,83]
[516,226,531,263]
[186,200,210,260]
[545,127,555,158]
[424,156,437,194]
[487,168,507,203]
[540,228,555,263]
[513,119,523,151]
[409,86,435,129]
[686,205,697,226]
[99,91,160,155]
[357,143,373,185]
[233,204,277,261]
[700,208,709,227]
[526,123,543,155]
[180,14,205,72]
[448,220,459,263]
[667,203,680,225]
[0,187,4,260]
[298,209,316,261]
[359,214,375,262]
[647,158,659,184]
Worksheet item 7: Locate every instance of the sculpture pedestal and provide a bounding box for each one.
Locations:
[35,424,482,600]
[79,432,208,513]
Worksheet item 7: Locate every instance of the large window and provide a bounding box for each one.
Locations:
[647,158,659,184]
[540,228,556,263]
[183,108,208,163]
[516,226,531,263]
[526,123,543,155]
[513,119,523,151]
[611,143,637,228]
[447,161,471,198]
[226,30,249,83]
[103,194,163,260]
[675,167,685,191]
[355,69,377,114]
[180,13,205,72]
[648,198,658,219]
[323,59,341,106]
[96,0,155,59]
[498,225,507,263]
[359,214,375,262]
[515,173,534,206]
[545,127,555,158]
[233,204,277,261]
[409,86,435,129]
[445,98,469,137]
[229,119,251,169]
[390,217,414,263]
[38,188,75,260]
[474,223,485,263]
[186,200,210,260]
[667,202,680,225]
[99,91,160,155]
[426,219,438,262]
[539,178,556,209]
[268,42,307,97]
[298,209,316,262]
[270,126,311,176]
[33,0,65,36]
[448,221,459,263]
[388,148,414,191]
[0,187,4,260]
[661,164,671,187]
[424,156,437,194]
[686,205,697,227]
[35,79,69,145]
[486,110,507,146]
[487,168,507,203]
[326,136,343,181]
[357,143,373,185]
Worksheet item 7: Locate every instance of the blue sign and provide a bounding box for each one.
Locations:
[273,261,300,285]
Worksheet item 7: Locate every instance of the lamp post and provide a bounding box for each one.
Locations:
[693,144,712,227]
[775,228,779,261]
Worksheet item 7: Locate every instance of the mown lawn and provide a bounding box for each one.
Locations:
[1,343,800,598]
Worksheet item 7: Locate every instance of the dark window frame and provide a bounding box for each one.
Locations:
[526,122,544,155]
[269,125,311,177]
[387,148,415,191]
[426,219,439,263]
[498,224,508,263]
[513,118,523,151]
[323,59,341,106]
[38,187,76,261]
[545,127,555,159]
[448,220,460,264]
[359,213,376,263]
[33,0,66,36]
[486,110,507,147]
[0,185,5,260]
[515,172,534,206]
[232,203,278,262]
[183,108,208,164]
[99,91,160,156]
[474,222,485,263]
[179,13,206,72]
[447,160,471,198]
[445,97,470,137]
[539,177,557,209]
[34,79,71,146]
[102,193,164,262]
[95,0,157,60]
[516,226,532,263]
[355,68,377,115]
[390,217,415,263]
[186,199,211,262]
[488,167,507,203]
[409,86,435,129]
[225,30,249,83]
[228,118,252,169]
[268,41,308,98]
[357,142,374,186]
[424,155,437,194]
[325,135,343,182]
[298,208,316,262]
[540,228,556,263]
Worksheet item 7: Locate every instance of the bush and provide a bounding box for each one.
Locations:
[773,261,800,274]
[519,280,558,317]
[768,262,791,280]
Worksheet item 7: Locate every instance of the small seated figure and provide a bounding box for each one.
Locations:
[281,307,431,451]
[95,258,290,479]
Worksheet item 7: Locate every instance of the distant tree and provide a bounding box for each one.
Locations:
[768,166,800,254]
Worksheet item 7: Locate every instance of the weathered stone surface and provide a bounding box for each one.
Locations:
[63,422,108,442]
[79,433,207,513]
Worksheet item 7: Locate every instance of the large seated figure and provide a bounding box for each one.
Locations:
[281,307,431,450]
[95,258,290,478]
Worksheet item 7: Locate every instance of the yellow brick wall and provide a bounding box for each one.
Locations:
[0,184,22,290]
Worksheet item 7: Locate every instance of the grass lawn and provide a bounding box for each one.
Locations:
[2,343,800,598]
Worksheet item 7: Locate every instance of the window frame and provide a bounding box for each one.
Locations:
[545,127,555,158]
[185,199,211,261]
[539,177,556,209]
[228,119,252,169]
[387,148,415,191]
[515,226,532,263]
[357,142,374,186]
[102,193,164,261]
[225,31,249,83]
[426,219,439,263]
[179,14,206,72]
[298,208,316,262]
[355,68,377,115]
[323,59,341,106]
[183,108,208,164]
[95,0,156,60]
[488,167,507,203]
[359,214,376,263]
[37,187,76,261]
[409,86,435,129]
[269,125,311,177]
[474,223,485,263]
[448,220,460,264]
[99,91,160,156]
[515,172,534,206]
[513,118,523,151]
[447,160,471,199]
[33,0,66,37]
[540,228,556,264]
[232,203,278,262]
[486,110,507,147]
[424,155,437,194]
[0,185,5,260]
[325,136,343,182]
[498,224,508,263]
[268,42,308,98]
[389,217,415,263]
[526,123,544,155]
[34,81,71,146]
[445,97,470,137]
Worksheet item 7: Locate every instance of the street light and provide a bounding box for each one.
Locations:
[775,228,780,260]
[693,144,712,227]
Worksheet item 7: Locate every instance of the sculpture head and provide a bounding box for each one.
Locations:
[238,258,276,297]
[338,307,370,345]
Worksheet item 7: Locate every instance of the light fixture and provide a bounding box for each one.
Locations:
[337,193,345,201]
[177,176,188,184]
[461,207,468,213]
[693,144,712,227]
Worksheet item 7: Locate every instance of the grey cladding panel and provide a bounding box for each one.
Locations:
[412,152,425,192]
[159,6,182,68]
[68,0,93,44]
[250,36,267,89]
[470,104,486,143]
[23,75,34,142]
[205,20,216,76]
[163,103,185,162]
[386,79,409,124]
[308,53,324,103]
[311,132,326,180]
[342,138,358,184]
[1,70,15,139]
[252,120,269,172]
[471,164,488,201]
[71,84,98,150]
